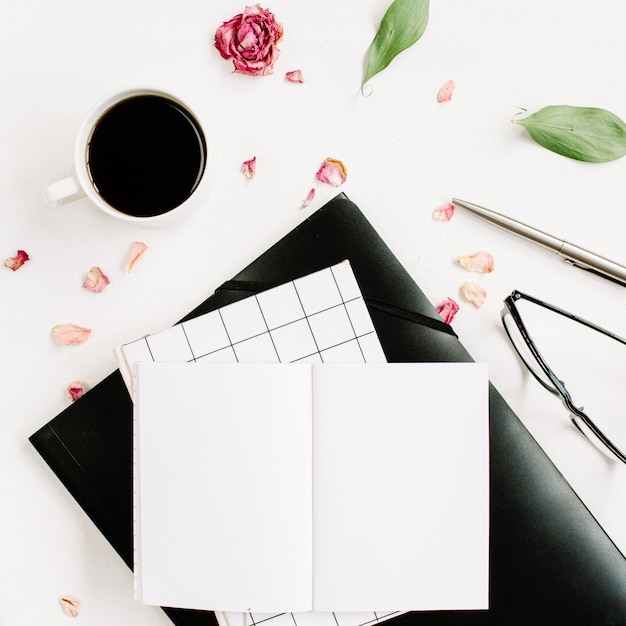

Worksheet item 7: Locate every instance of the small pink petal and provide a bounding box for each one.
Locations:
[437,79,456,103]
[52,323,92,345]
[60,595,81,617]
[82,266,110,293]
[4,249,29,271]
[126,241,147,273]
[460,281,487,308]
[436,297,460,324]
[242,156,257,180]
[67,381,86,402]
[301,188,315,208]
[285,70,304,84]
[316,158,347,187]
[433,203,455,222]
[457,251,495,273]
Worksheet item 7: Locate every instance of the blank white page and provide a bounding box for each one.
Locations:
[311,363,489,612]
[134,362,313,612]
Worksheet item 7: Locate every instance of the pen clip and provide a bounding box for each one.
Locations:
[563,257,626,288]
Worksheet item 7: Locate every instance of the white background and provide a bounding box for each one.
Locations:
[1,1,625,624]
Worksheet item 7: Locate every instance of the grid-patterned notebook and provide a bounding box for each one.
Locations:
[115,261,405,626]
[116,261,387,394]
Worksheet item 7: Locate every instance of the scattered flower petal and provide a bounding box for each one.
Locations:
[82,266,110,293]
[242,156,257,180]
[285,69,304,84]
[214,5,283,76]
[301,188,315,208]
[67,381,86,402]
[437,79,456,103]
[316,158,347,187]
[432,203,455,222]
[60,595,80,618]
[457,251,495,273]
[125,241,147,273]
[460,281,487,308]
[4,249,29,271]
[52,323,92,345]
[436,297,460,324]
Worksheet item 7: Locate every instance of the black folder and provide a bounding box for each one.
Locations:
[30,193,626,625]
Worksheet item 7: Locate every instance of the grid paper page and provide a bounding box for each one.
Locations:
[118,261,405,626]
[117,262,387,394]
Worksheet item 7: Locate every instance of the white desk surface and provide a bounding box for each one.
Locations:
[2,1,625,623]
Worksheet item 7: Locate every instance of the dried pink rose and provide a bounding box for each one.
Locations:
[59,595,80,618]
[437,79,456,103]
[301,188,315,208]
[4,249,29,271]
[52,323,92,345]
[457,251,495,273]
[214,4,283,77]
[316,158,347,187]
[433,203,455,222]
[126,241,147,273]
[83,266,110,293]
[285,69,304,84]
[67,381,86,402]
[460,281,487,308]
[436,297,460,324]
[242,156,257,180]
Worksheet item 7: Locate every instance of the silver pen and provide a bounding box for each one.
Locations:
[452,198,626,287]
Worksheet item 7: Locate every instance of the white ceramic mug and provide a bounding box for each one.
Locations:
[46,87,217,227]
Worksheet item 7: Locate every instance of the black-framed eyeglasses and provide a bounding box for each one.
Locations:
[501,290,626,464]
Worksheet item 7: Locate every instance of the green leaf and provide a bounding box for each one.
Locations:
[514,105,626,163]
[362,0,429,89]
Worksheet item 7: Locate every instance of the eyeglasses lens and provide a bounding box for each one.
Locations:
[504,296,626,455]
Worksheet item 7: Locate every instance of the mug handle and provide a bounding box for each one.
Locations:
[45,177,85,205]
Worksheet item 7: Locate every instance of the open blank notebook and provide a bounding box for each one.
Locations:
[120,262,488,619]
[134,361,489,613]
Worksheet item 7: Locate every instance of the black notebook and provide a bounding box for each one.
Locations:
[30,193,626,625]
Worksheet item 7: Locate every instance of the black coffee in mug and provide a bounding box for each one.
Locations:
[87,95,207,217]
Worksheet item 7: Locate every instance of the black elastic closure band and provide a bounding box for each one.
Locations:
[216,280,457,338]
[216,279,281,293]
[365,297,458,338]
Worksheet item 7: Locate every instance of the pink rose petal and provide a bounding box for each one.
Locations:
[433,203,455,222]
[285,69,304,84]
[242,156,257,180]
[67,381,86,402]
[437,79,456,103]
[60,595,80,618]
[125,241,147,273]
[301,188,315,208]
[83,266,110,293]
[460,281,487,308]
[457,251,495,273]
[316,158,347,187]
[4,249,29,271]
[436,297,460,324]
[52,323,92,345]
